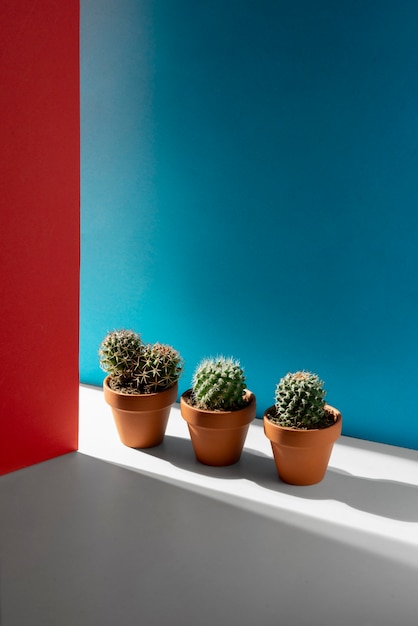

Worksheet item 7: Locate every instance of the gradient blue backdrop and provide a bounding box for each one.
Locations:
[80,0,418,449]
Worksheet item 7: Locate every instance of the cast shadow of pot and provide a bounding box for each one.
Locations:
[141,433,247,480]
[240,445,418,523]
[142,434,418,523]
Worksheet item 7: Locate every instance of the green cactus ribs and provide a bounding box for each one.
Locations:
[139,343,184,393]
[191,356,247,411]
[271,371,334,429]
[98,329,142,390]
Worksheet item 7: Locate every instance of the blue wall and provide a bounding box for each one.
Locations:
[81,0,418,449]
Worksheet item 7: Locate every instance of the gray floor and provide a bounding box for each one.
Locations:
[1,452,417,626]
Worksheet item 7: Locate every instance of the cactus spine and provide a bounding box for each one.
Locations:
[273,371,326,429]
[191,356,246,411]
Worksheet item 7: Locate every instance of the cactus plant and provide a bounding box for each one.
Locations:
[137,342,184,393]
[181,356,256,465]
[99,329,183,394]
[270,370,333,429]
[99,329,142,390]
[264,371,342,484]
[99,328,183,448]
[191,356,247,411]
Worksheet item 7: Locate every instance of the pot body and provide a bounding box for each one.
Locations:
[103,376,178,448]
[180,389,256,466]
[263,404,342,485]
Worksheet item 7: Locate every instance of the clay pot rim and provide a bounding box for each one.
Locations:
[104,375,178,397]
[264,403,341,433]
[264,404,342,449]
[181,388,255,414]
[103,376,178,411]
[180,388,256,428]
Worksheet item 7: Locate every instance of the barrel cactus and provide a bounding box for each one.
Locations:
[99,329,183,393]
[99,329,142,388]
[191,356,247,411]
[272,371,327,429]
[137,342,184,393]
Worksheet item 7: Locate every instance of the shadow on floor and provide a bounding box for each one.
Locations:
[1,452,418,626]
[138,433,418,523]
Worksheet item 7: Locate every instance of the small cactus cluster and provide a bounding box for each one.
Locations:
[191,356,247,411]
[99,329,183,393]
[272,371,326,429]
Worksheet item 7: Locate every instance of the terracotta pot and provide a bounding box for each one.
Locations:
[103,376,178,448]
[180,389,256,466]
[263,404,342,485]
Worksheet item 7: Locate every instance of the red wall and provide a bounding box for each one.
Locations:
[0,1,80,474]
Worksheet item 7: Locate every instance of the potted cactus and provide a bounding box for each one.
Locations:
[180,356,256,466]
[99,329,183,448]
[263,371,342,485]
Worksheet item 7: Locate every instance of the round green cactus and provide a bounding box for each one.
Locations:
[191,356,246,411]
[137,342,184,393]
[273,371,326,429]
[98,329,142,383]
